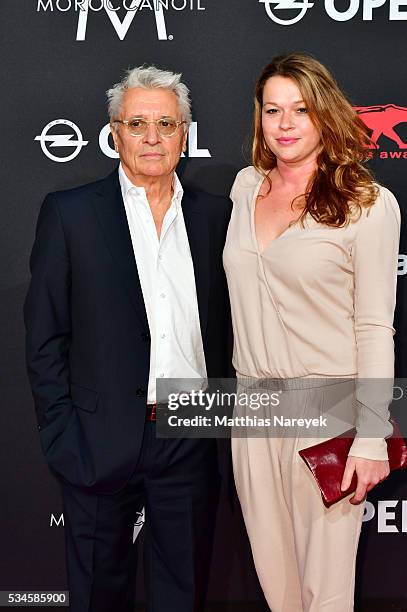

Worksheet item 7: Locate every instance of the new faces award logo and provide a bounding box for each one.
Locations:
[356,104,407,159]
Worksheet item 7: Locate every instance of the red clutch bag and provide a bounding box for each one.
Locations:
[298,417,407,508]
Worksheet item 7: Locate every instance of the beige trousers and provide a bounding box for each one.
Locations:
[232,379,366,612]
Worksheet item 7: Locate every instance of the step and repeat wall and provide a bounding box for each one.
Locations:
[2,0,407,607]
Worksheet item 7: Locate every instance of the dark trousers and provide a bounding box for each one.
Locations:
[59,421,220,612]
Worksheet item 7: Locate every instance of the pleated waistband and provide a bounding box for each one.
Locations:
[236,375,356,391]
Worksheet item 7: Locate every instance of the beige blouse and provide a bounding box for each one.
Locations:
[223,166,401,460]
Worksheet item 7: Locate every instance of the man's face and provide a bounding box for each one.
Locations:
[111,87,187,183]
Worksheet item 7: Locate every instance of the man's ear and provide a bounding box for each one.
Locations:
[182,128,188,153]
[110,124,119,152]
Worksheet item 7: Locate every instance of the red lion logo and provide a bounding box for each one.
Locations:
[354,104,407,149]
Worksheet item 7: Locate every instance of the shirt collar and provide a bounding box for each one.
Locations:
[118,163,183,205]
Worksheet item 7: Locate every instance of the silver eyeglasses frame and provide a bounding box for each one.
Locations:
[113,117,187,137]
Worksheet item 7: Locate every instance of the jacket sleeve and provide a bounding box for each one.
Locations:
[348,186,400,461]
[23,193,73,458]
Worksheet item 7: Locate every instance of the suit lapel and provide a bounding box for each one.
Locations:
[92,170,149,330]
[91,172,210,339]
[182,189,210,340]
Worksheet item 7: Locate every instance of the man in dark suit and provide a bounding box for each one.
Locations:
[24,66,232,612]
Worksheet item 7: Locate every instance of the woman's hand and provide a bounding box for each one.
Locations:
[340,457,390,504]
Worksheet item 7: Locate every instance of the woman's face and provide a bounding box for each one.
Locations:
[261,75,321,167]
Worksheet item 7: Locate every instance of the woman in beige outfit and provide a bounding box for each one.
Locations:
[223,54,400,611]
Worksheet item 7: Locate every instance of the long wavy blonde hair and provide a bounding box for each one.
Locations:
[253,53,378,226]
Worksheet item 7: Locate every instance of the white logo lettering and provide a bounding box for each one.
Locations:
[261,0,407,24]
[393,385,404,401]
[50,513,65,527]
[325,0,359,20]
[35,119,89,163]
[378,500,399,532]
[99,121,211,158]
[363,500,407,532]
[398,254,407,275]
[362,501,375,522]
[363,0,387,19]
[390,0,407,19]
[182,122,211,158]
[99,123,118,159]
[37,0,54,9]
[76,0,168,40]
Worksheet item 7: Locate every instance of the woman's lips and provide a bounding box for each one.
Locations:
[277,137,299,145]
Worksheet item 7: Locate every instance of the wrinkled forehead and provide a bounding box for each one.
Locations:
[120,87,181,118]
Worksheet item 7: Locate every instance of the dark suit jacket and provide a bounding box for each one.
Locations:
[24,169,233,493]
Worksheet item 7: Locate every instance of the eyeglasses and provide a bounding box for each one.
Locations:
[113,117,186,137]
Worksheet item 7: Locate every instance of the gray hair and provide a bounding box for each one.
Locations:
[107,65,192,128]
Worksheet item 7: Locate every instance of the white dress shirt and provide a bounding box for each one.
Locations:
[118,164,207,404]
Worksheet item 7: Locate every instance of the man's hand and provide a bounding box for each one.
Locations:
[341,456,390,504]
